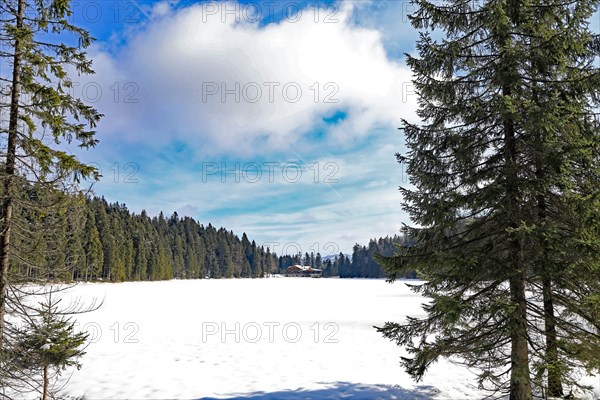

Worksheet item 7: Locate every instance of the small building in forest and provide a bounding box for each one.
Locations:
[285,265,322,278]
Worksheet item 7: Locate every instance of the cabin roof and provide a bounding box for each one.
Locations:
[287,265,322,272]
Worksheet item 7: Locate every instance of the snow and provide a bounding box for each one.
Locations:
[50,278,598,399]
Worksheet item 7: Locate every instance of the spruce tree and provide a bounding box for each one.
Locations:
[516,2,600,394]
[12,293,88,399]
[315,252,322,270]
[83,209,103,281]
[0,0,101,352]
[377,1,600,399]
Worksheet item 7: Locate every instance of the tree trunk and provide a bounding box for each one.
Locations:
[537,192,563,397]
[0,0,25,354]
[531,46,563,396]
[509,273,533,400]
[42,365,49,400]
[543,277,563,397]
[503,83,533,400]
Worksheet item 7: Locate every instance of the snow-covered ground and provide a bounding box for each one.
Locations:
[54,278,597,399]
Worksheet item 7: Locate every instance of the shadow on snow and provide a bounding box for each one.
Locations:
[198,381,439,399]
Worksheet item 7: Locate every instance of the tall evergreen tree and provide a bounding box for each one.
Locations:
[0,0,101,361]
[514,3,600,394]
[82,209,103,281]
[315,252,322,270]
[377,1,600,399]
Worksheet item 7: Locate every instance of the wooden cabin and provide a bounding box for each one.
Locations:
[285,264,322,278]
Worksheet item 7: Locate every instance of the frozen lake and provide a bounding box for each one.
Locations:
[59,278,490,399]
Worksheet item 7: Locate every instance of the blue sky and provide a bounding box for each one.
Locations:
[65,0,598,256]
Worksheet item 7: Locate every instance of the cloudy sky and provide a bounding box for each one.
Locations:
[63,0,597,258]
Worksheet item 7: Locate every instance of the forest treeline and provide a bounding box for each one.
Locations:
[64,196,278,281]
[345,236,416,278]
[312,236,416,279]
[13,194,407,282]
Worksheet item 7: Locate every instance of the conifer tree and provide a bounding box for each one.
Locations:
[0,0,101,353]
[315,252,322,271]
[377,1,600,399]
[83,209,103,281]
[12,293,88,399]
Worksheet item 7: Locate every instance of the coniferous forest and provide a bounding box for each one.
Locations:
[15,195,279,282]
[343,236,416,279]
[11,191,402,282]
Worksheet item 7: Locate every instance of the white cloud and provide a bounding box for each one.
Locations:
[71,0,419,251]
[83,0,417,156]
[89,135,409,253]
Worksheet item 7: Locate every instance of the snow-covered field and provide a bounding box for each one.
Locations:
[52,278,594,399]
